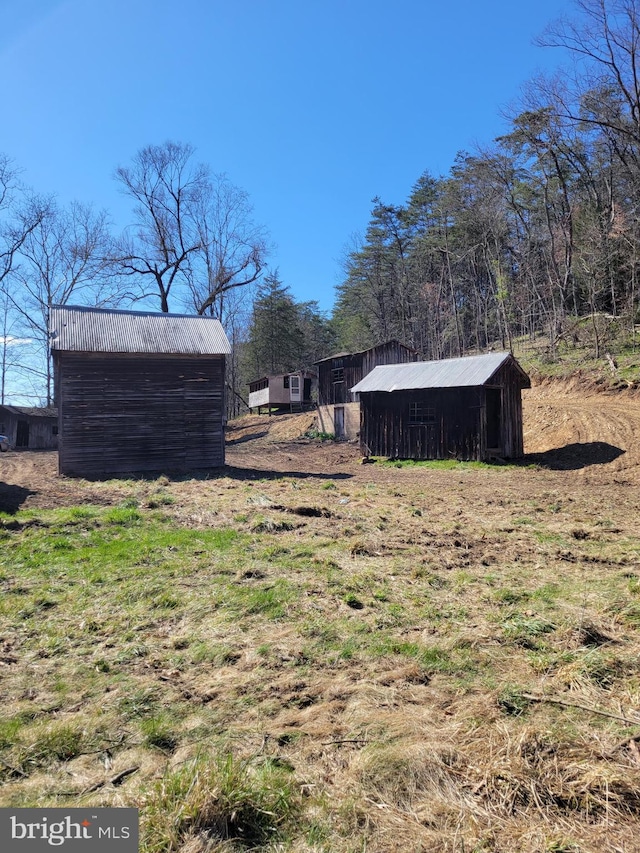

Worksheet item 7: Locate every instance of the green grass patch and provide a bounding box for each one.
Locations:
[380,458,520,470]
[141,752,302,853]
[501,613,556,649]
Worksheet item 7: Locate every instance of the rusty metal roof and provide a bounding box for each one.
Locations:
[351,353,529,392]
[49,305,231,355]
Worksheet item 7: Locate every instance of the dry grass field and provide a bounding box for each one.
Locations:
[1,380,640,852]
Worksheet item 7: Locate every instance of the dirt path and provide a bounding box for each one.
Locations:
[1,381,640,512]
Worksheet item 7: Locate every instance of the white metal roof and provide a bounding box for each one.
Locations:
[351,353,527,393]
[49,305,231,355]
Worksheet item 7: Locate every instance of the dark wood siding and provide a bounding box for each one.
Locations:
[492,361,526,457]
[317,341,416,406]
[360,388,483,460]
[0,407,58,450]
[55,352,226,476]
[358,358,528,461]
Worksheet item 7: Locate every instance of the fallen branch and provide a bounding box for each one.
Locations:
[522,693,639,725]
[79,766,140,795]
[321,738,369,746]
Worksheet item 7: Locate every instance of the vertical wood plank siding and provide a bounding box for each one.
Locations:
[358,361,526,461]
[317,341,416,406]
[20,419,58,450]
[483,360,526,458]
[0,408,58,450]
[360,388,483,460]
[56,352,226,476]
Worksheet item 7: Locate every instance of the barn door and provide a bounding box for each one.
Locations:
[334,406,345,439]
[486,388,501,450]
[16,420,29,448]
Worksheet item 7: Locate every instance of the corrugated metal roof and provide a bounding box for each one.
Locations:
[351,353,524,392]
[49,305,231,355]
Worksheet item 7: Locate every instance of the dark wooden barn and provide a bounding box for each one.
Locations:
[50,305,231,477]
[315,340,417,439]
[0,405,58,450]
[351,352,531,461]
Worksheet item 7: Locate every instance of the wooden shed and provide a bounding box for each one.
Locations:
[315,340,417,439]
[351,352,531,461]
[50,305,231,477]
[0,405,58,450]
[248,370,316,414]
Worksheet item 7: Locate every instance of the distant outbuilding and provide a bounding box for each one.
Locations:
[351,352,531,461]
[0,405,58,450]
[248,370,316,414]
[315,340,417,439]
[50,305,231,477]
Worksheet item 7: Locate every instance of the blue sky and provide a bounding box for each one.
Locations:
[1,0,573,314]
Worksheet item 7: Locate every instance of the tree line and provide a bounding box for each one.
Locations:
[2,0,639,412]
[334,0,640,362]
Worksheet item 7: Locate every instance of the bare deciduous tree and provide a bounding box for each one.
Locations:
[0,153,52,403]
[538,0,640,165]
[0,153,49,286]
[115,141,207,312]
[189,173,267,318]
[115,141,267,316]
[11,201,117,403]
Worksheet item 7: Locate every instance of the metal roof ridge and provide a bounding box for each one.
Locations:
[52,304,222,320]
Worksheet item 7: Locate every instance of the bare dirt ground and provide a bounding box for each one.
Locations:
[1,379,639,511]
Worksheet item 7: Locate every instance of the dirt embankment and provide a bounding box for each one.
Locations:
[523,379,640,475]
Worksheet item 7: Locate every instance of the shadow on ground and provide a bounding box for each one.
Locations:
[222,465,352,482]
[523,442,625,470]
[75,465,352,483]
[225,431,269,446]
[0,483,38,514]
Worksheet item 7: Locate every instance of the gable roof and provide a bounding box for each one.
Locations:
[351,353,530,393]
[314,339,416,365]
[49,305,231,355]
[0,405,57,418]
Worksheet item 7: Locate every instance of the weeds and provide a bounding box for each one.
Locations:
[304,429,335,441]
[380,458,521,470]
[1,723,88,778]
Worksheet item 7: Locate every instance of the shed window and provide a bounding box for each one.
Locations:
[283,375,290,389]
[332,368,344,383]
[409,402,435,425]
